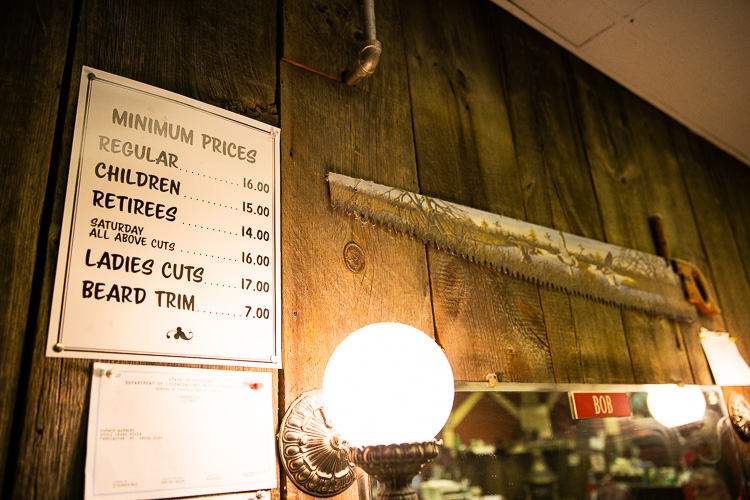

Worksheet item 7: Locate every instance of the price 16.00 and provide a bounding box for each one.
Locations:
[242,252,270,267]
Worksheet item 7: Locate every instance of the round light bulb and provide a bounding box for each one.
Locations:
[322,322,454,447]
[647,385,707,428]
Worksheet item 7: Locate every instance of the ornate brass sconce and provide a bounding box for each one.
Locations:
[278,390,356,496]
[279,323,454,499]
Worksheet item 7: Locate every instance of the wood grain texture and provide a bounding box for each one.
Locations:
[570,296,634,383]
[279,61,432,500]
[615,93,704,383]
[7,0,278,498]
[4,0,750,496]
[711,152,750,292]
[667,123,732,384]
[568,59,696,384]
[283,0,409,104]
[0,0,74,494]
[401,0,554,383]
[492,6,611,384]
[401,0,518,214]
[688,139,750,363]
[81,0,278,126]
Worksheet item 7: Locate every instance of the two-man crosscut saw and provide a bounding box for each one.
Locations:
[327,172,720,322]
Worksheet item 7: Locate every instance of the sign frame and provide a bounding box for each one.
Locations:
[46,67,281,368]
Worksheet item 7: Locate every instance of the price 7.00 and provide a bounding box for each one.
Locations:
[242,252,270,266]
[245,306,270,319]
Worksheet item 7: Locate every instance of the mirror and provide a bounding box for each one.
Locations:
[414,383,746,500]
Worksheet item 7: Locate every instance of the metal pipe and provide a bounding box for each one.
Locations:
[344,0,381,86]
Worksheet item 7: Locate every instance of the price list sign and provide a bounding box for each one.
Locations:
[46,67,281,368]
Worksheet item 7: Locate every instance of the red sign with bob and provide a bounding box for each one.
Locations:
[570,392,631,419]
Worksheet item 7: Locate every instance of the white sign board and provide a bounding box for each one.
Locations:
[47,67,281,367]
[85,363,276,500]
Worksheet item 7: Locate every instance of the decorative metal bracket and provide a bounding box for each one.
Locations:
[278,390,357,497]
[728,392,750,441]
[349,441,439,500]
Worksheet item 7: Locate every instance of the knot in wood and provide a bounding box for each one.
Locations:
[343,241,365,273]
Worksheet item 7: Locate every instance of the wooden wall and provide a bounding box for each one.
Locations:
[1,0,749,498]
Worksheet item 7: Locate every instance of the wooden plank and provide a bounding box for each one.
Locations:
[492,6,614,384]
[568,58,711,384]
[279,62,433,500]
[667,124,733,384]
[401,0,554,383]
[0,0,74,494]
[690,140,750,362]
[402,0,518,213]
[612,92,704,384]
[569,298,634,383]
[81,0,278,126]
[711,152,750,285]
[282,0,409,104]
[8,0,278,498]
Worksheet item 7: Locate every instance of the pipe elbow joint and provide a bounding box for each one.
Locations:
[344,39,382,86]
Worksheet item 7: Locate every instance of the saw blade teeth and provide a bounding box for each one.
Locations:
[330,176,698,323]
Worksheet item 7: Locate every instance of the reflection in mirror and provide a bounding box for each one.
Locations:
[410,384,746,500]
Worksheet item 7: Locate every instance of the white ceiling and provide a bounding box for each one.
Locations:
[491,0,750,166]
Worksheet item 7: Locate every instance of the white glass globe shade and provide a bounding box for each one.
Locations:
[322,322,454,447]
[647,385,707,428]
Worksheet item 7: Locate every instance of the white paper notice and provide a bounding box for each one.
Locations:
[85,363,276,500]
[700,328,750,385]
[46,67,281,367]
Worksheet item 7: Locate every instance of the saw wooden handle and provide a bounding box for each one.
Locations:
[648,214,671,262]
[673,259,721,316]
[648,214,721,316]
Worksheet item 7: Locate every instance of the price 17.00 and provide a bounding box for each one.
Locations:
[241,278,270,292]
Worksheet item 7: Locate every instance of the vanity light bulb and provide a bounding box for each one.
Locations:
[647,385,707,428]
[322,322,454,447]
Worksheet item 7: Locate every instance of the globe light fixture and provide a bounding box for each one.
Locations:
[647,385,707,428]
[279,323,454,499]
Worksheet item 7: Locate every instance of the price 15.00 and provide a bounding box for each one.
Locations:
[242,202,270,217]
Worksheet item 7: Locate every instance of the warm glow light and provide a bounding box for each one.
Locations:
[322,322,454,447]
[647,385,707,428]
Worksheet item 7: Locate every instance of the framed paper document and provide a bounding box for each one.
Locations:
[85,363,276,500]
[47,67,281,367]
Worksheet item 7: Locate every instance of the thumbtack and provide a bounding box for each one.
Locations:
[88,72,96,80]
[53,343,65,352]
[486,373,499,387]
[245,382,263,390]
[106,368,121,379]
